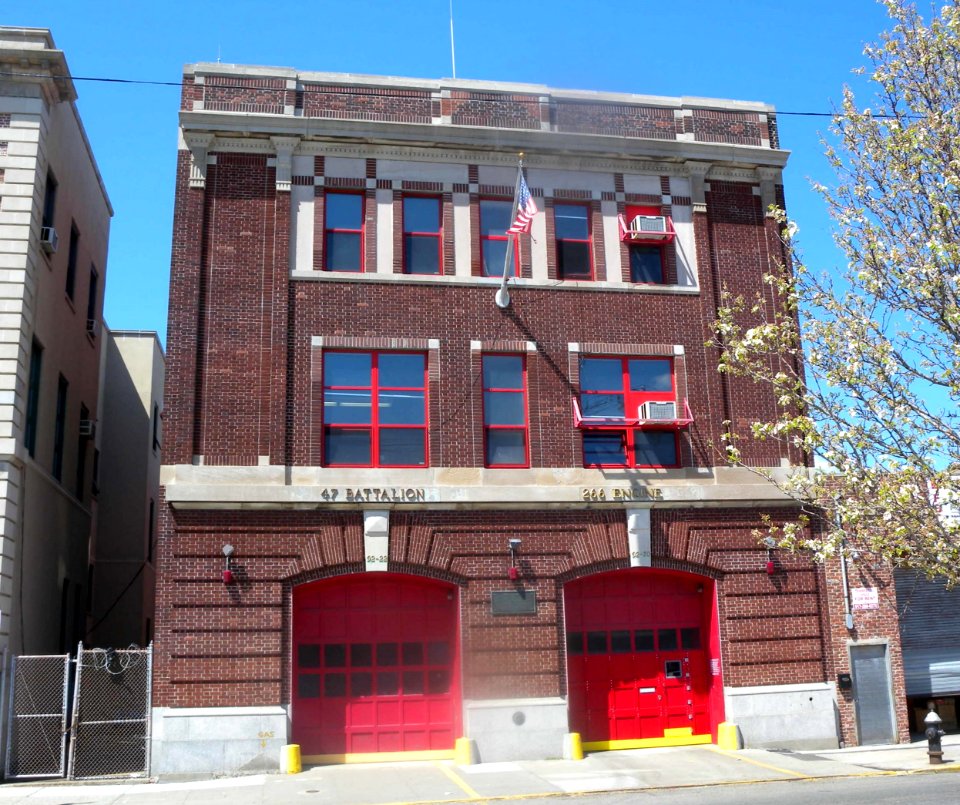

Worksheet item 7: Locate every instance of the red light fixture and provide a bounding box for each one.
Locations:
[763,537,776,575]
[508,538,521,580]
[222,544,235,584]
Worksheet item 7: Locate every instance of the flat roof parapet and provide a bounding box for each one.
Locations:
[182,64,782,153]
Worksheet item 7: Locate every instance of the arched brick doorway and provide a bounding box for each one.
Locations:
[292,573,461,760]
[564,568,722,749]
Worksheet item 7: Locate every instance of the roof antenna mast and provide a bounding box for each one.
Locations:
[449,0,457,79]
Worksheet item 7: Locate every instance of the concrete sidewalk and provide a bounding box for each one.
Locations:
[0,735,957,804]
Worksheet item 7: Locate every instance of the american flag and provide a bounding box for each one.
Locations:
[506,171,538,234]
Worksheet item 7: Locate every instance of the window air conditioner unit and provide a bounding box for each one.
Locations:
[40,227,59,254]
[630,215,667,235]
[86,319,99,336]
[639,401,677,421]
[79,419,96,438]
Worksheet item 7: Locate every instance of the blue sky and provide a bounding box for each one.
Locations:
[14,0,894,346]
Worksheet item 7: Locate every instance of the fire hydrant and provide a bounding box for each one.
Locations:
[924,707,945,765]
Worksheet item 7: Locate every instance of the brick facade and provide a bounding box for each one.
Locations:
[155,67,907,772]
[154,506,832,705]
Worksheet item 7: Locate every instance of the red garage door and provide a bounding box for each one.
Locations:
[293,574,460,759]
[565,569,715,748]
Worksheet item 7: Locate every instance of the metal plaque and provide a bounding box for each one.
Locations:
[491,589,537,615]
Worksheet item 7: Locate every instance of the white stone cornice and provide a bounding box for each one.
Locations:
[685,161,711,207]
[191,137,707,179]
[180,111,790,169]
[756,166,782,210]
[270,136,300,193]
[710,167,763,182]
[184,132,215,189]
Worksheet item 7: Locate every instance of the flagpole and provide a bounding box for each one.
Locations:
[495,156,524,310]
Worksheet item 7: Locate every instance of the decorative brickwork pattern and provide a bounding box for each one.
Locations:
[203,75,287,115]
[555,102,676,140]
[693,110,763,146]
[180,78,202,111]
[303,84,432,124]
[447,91,541,130]
[153,506,823,707]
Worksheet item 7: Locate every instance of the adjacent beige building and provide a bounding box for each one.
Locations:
[89,329,163,648]
[0,28,111,656]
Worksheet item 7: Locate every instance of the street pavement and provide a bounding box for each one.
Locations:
[0,734,957,804]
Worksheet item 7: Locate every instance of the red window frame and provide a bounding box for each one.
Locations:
[481,353,529,468]
[322,351,428,468]
[323,190,365,272]
[626,204,665,284]
[579,356,679,469]
[555,203,593,281]
[480,198,519,278]
[402,195,443,275]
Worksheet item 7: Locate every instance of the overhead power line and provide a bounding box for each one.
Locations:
[0,70,917,119]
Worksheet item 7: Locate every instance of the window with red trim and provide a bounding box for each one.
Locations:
[322,351,427,467]
[482,354,528,467]
[626,204,665,284]
[403,196,442,275]
[480,199,518,277]
[579,356,678,467]
[556,203,592,280]
[324,192,364,272]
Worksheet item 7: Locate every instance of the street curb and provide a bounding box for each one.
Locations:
[371,765,960,805]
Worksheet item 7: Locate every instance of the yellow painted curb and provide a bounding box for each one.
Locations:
[303,748,455,764]
[582,733,712,752]
[281,743,301,774]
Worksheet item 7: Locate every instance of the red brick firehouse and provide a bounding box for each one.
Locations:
[152,64,908,775]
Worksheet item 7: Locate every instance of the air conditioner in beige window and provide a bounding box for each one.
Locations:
[630,215,668,235]
[79,419,96,438]
[639,401,677,421]
[86,319,99,336]
[40,226,59,254]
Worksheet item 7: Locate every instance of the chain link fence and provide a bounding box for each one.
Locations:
[4,654,70,779]
[68,645,152,780]
[4,645,152,781]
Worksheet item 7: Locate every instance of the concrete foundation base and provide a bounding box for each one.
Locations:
[464,697,568,762]
[724,682,839,750]
[150,706,289,776]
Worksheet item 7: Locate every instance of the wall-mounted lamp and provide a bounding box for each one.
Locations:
[508,538,522,580]
[222,544,235,585]
[762,537,776,575]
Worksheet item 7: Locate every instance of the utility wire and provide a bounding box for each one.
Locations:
[0,70,918,119]
[84,562,146,640]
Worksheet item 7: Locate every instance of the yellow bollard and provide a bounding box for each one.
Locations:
[454,737,478,765]
[716,722,742,750]
[282,743,302,774]
[564,732,584,760]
